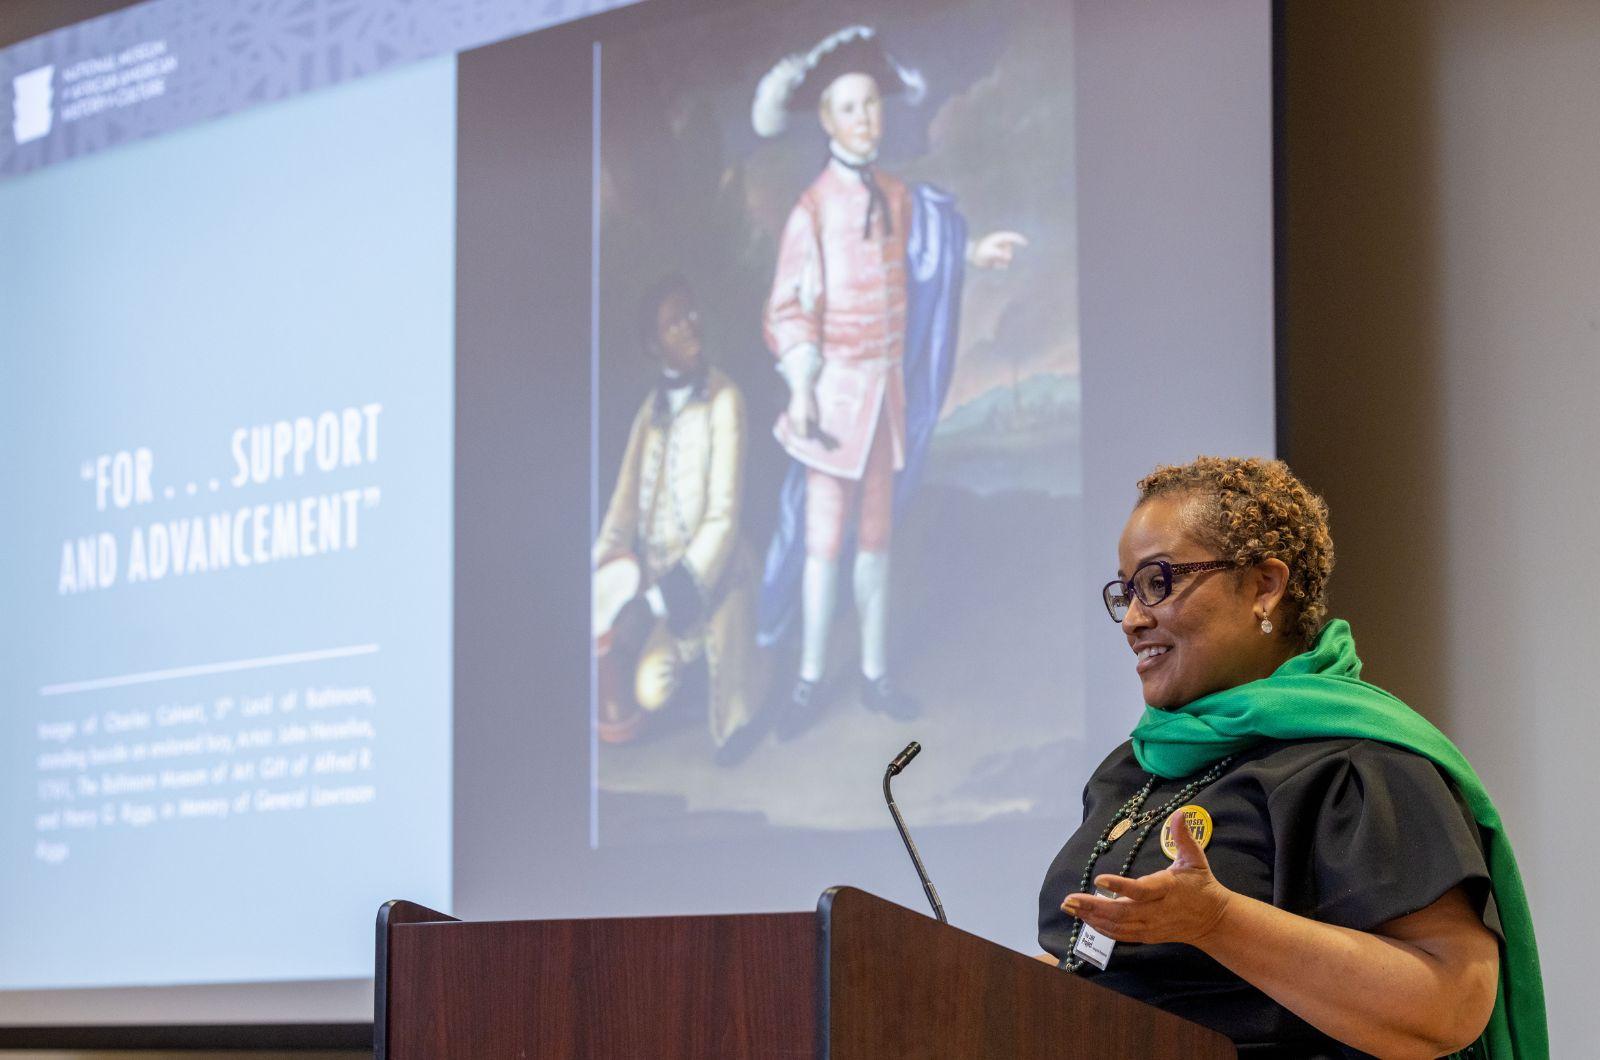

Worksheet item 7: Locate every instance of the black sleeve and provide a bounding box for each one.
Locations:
[1265,741,1502,939]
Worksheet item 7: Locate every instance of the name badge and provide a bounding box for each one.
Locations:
[1071,890,1119,970]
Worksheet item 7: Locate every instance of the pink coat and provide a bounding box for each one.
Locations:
[765,159,913,480]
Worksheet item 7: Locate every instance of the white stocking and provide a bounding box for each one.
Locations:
[800,555,838,682]
[854,550,890,681]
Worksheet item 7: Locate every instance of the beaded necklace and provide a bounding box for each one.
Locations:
[1057,754,1236,972]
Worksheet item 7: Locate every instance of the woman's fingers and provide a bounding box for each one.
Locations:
[1060,869,1171,917]
[1094,872,1167,900]
[1059,819,1229,948]
[1062,892,1118,922]
[1063,892,1157,943]
[1062,888,1153,919]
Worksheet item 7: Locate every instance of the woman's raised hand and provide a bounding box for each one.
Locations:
[1060,809,1234,947]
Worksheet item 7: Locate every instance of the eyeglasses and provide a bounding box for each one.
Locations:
[1101,559,1237,622]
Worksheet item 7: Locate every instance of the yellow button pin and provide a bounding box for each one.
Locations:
[1159,804,1213,860]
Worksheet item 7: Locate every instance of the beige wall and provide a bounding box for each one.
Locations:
[1285,2,1599,1053]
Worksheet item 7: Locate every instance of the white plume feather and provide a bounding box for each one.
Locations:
[752,51,806,138]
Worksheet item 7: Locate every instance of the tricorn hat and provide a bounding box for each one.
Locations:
[751,25,925,138]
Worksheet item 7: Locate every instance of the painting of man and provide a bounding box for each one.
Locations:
[753,26,1028,736]
[593,277,761,766]
[589,0,1083,836]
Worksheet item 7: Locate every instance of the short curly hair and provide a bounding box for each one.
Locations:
[1136,456,1334,647]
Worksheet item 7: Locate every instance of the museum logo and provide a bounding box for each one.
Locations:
[12,65,54,144]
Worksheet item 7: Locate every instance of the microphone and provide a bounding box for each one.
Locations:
[887,740,920,776]
[882,741,947,923]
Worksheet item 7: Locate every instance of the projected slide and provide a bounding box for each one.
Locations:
[588,0,1082,838]
[0,58,455,989]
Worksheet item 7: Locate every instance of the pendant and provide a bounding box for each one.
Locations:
[1108,818,1133,842]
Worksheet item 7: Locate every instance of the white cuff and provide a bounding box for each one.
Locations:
[644,585,667,618]
[777,343,822,392]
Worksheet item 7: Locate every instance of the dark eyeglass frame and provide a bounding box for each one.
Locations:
[1101,559,1238,622]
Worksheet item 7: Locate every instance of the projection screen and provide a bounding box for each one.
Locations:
[0,0,1276,1038]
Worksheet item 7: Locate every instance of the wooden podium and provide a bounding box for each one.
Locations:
[375,887,1236,1059]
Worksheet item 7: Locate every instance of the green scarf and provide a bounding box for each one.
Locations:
[1130,619,1546,1059]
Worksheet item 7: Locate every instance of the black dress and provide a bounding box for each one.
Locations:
[1037,738,1502,1059]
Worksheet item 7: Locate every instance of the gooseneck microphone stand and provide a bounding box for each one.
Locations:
[883,741,947,923]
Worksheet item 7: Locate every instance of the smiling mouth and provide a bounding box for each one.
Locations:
[1135,646,1170,674]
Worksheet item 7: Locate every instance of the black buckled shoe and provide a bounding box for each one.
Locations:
[713,716,767,767]
[861,674,920,721]
[773,677,825,741]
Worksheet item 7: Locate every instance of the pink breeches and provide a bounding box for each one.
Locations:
[805,411,894,560]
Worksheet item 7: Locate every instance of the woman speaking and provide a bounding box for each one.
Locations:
[1038,457,1545,1058]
